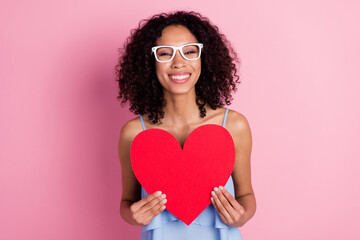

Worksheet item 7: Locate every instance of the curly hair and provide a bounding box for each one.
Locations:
[115,11,241,124]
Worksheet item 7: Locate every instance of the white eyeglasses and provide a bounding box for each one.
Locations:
[151,43,203,63]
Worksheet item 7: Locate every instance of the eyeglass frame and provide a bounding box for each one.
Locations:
[151,43,203,63]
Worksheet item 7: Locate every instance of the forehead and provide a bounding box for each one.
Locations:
[155,25,198,46]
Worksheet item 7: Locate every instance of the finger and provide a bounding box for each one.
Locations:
[143,198,167,220]
[219,186,245,214]
[211,189,233,223]
[215,187,242,223]
[142,204,166,225]
[141,193,166,214]
[132,191,162,212]
[214,187,236,216]
[211,196,227,222]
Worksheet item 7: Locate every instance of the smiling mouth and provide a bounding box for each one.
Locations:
[168,73,191,84]
[168,74,191,80]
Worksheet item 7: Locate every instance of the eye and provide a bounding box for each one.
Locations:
[185,50,196,55]
[159,52,172,56]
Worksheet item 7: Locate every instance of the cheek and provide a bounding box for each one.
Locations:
[193,61,201,74]
[155,63,169,79]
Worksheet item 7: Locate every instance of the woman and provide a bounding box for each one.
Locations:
[116,11,256,240]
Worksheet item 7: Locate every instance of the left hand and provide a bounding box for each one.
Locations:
[211,186,246,228]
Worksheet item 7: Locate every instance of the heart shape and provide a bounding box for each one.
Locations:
[130,124,235,225]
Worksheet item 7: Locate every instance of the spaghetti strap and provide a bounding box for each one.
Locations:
[139,115,146,131]
[222,108,229,128]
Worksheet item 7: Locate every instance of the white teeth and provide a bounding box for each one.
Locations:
[169,74,190,80]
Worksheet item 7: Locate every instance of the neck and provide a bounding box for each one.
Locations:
[162,89,202,127]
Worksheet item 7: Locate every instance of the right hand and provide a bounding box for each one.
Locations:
[130,191,167,226]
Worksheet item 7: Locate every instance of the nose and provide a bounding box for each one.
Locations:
[171,50,186,68]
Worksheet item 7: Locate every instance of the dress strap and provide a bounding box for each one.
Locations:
[139,115,146,131]
[222,108,229,128]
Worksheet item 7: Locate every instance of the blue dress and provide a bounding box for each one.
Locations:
[138,108,243,240]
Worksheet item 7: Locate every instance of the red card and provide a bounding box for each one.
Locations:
[130,124,235,225]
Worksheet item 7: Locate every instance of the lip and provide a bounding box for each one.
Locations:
[168,72,191,76]
[168,72,191,84]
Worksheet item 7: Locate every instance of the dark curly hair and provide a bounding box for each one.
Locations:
[115,10,241,124]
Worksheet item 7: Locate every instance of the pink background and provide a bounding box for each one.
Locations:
[1,0,359,239]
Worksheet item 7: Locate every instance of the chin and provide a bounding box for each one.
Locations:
[164,85,195,96]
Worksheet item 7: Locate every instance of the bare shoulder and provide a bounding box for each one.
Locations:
[118,116,143,165]
[226,109,252,138]
[119,116,143,143]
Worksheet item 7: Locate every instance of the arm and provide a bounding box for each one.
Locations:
[118,119,142,225]
[118,118,167,226]
[211,110,256,227]
[232,111,256,225]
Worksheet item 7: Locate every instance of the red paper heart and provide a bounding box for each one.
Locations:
[130,124,235,225]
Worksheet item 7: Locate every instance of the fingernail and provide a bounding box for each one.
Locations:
[211,197,214,202]
[214,187,218,192]
[219,186,224,190]
[162,199,167,204]
[156,191,162,196]
[211,191,215,196]
[161,194,166,199]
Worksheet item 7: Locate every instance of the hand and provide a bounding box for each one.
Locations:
[129,191,167,226]
[211,186,246,228]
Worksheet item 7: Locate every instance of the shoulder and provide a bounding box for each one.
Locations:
[227,109,251,130]
[225,109,252,143]
[119,116,143,144]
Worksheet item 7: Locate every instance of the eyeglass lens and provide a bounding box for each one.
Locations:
[156,44,200,61]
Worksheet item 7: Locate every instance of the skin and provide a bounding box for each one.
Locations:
[119,25,256,228]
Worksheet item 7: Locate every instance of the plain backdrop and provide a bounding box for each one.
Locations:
[1,0,359,239]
